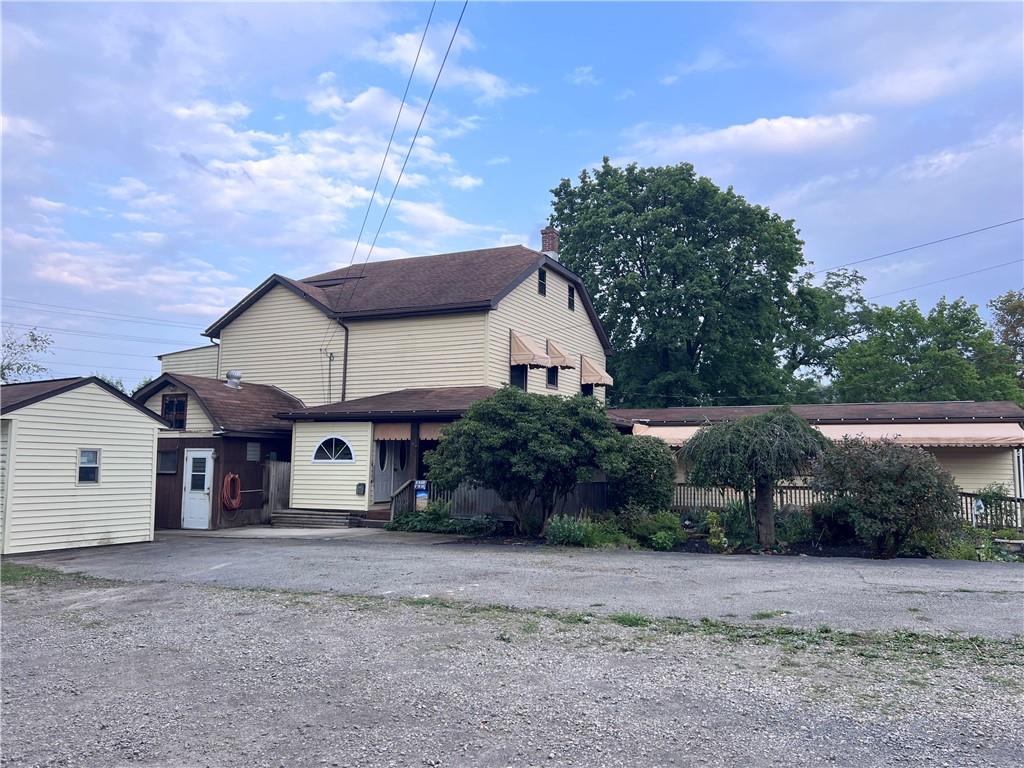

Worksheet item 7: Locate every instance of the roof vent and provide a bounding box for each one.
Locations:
[225,370,243,389]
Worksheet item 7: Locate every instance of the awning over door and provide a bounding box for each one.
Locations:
[546,339,575,369]
[580,355,614,386]
[510,330,551,368]
[374,422,412,440]
[419,422,449,441]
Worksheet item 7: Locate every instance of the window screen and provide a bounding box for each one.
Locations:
[157,450,177,474]
[246,442,261,462]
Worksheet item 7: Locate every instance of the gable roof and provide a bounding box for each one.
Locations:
[133,373,304,436]
[1,377,168,425]
[203,245,612,353]
[276,386,498,422]
[608,401,1024,427]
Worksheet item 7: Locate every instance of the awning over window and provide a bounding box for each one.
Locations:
[546,339,575,369]
[510,330,551,368]
[374,422,412,441]
[419,422,448,441]
[580,355,614,386]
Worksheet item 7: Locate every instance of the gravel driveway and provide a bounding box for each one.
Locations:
[2,568,1022,768]
[12,531,1024,638]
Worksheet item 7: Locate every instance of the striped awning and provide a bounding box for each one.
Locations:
[510,330,551,368]
[580,355,613,386]
[546,339,575,369]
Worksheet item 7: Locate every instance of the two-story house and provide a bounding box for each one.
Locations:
[141,229,614,528]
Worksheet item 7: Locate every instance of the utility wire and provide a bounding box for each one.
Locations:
[866,258,1022,300]
[1,322,197,346]
[811,217,1023,275]
[3,298,204,330]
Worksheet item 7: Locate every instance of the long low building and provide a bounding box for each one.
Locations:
[607,401,1024,495]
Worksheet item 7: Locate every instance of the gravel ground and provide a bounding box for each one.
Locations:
[3,570,1023,768]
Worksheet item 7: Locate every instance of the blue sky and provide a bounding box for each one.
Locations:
[3,1,1022,388]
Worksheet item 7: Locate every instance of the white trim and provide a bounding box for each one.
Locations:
[311,435,357,464]
[2,418,18,555]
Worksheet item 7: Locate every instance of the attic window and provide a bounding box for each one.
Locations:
[568,286,575,311]
[538,268,547,296]
[161,394,187,430]
[312,437,355,464]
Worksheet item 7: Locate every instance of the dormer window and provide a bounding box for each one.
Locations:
[537,268,547,296]
[161,393,187,430]
[568,286,575,311]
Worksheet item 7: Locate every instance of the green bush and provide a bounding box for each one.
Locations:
[607,434,677,513]
[582,519,636,548]
[629,510,685,549]
[812,438,960,558]
[810,499,860,546]
[775,509,814,545]
[706,510,729,553]
[545,515,588,546]
[545,516,637,549]
[386,501,497,536]
[649,531,677,551]
[719,501,756,551]
[992,527,1024,540]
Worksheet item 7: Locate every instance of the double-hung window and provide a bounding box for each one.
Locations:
[537,268,547,296]
[162,394,187,430]
[77,449,100,484]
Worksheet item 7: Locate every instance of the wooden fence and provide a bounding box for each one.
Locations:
[957,491,1024,529]
[262,460,290,515]
[429,481,610,521]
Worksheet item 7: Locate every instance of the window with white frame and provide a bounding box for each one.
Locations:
[312,437,355,463]
[77,449,100,484]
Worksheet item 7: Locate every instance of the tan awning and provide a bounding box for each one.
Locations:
[580,355,613,386]
[510,330,551,368]
[547,339,575,369]
[374,422,411,441]
[419,422,448,441]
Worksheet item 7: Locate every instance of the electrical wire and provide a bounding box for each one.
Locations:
[866,259,1021,300]
[3,298,204,330]
[1,322,197,345]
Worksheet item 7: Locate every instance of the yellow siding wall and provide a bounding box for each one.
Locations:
[1,419,9,547]
[2,383,159,554]
[344,313,488,400]
[218,285,344,406]
[486,267,608,402]
[290,421,372,511]
[159,345,220,377]
[927,448,1018,493]
[143,386,215,433]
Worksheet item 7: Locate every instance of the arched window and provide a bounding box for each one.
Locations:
[312,437,355,463]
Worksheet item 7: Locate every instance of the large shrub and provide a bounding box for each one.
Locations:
[607,435,676,512]
[427,388,624,535]
[811,438,960,558]
[545,516,635,548]
[386,501,497,536]
[682,408,829,547]
[629,511,686,550]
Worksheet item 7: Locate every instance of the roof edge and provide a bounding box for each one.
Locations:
[203,274,338,338]
[132,373,221,430]
[2,377,169,426]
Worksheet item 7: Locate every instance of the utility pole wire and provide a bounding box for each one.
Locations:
[866,258,1021,300]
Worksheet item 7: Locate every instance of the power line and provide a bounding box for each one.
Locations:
[3,298,204,330]
[811,217,1023,275]
[866,258,1021,300]
[50,346,169,359]
[29,359,158,374]
[2,322,197,346]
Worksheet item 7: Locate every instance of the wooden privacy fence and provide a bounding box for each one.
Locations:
[262,460,290,514]
[671,483,827,512]
[429,481,610,521]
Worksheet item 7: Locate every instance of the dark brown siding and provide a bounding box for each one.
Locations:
[154,436,220,529]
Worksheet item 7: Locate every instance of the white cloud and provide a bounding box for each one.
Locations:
[448,174,482,190]
[27,196,66,212]
[661,50,740,84]
[626,113,873,161]
[485,155,510,166]
[565,66,601,87]
[171,100,251,122]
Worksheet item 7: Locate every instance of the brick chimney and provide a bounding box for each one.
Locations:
[540,226,559,256]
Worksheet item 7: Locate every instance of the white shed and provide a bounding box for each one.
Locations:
[0,377,168,554]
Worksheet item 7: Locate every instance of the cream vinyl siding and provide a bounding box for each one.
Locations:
[486,268,607,402]
[927,447,1018,493]
[218,285,345,406]
[1,419,10,547]
[2,383,159,555]
[159,345,219,377]
[290,421,371,511]
[344,313,488,400]
[143,386,215,433]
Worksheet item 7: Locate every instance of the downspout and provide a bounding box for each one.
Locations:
[339,320,350,402]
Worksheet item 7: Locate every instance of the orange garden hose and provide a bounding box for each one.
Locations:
[221,472,243,511]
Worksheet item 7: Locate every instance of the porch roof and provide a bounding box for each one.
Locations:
[276,386,499,422]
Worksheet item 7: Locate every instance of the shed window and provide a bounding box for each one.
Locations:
[313,437,355,463]
[546,366,559,389]
[510,365,527,391]
[537,268,547,296]
[568,286,575,311]
[581,383,595,398]
[161,393,187,430]
[77,449,100,484]
[157,450,178,474]
[246,442,261,462]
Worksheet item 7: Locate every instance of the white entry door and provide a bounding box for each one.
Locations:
[182,449,214,529]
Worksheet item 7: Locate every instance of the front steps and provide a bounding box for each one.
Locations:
[271,509,353,528]
[350,503,392,529]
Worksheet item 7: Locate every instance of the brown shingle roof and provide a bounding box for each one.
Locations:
[134,373,303,435]
[277,386,498,421]
[203,245,612,352]
[1,376,167,423]
[608,401,1024,426]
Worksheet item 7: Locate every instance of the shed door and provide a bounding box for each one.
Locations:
[181,449,214,529]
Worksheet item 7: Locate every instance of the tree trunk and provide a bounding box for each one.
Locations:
[754,479,775,549]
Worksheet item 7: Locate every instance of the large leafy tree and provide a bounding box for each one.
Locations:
[1,327,53,383]
[551,159,865,407]
[681,408,828,548]
[989,290,1024,386]
[832,298,1022,404]
[426,388,625,534]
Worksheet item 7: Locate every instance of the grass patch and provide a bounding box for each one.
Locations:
[751,610,788,620]
[1,562,115,587]
[609,612,652,628]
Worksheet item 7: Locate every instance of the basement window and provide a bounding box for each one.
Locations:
[537,268,547,296]
[77,449,100,485]
[510,365,527,391]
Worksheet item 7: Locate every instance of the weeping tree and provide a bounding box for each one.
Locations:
[681,408,828,548]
